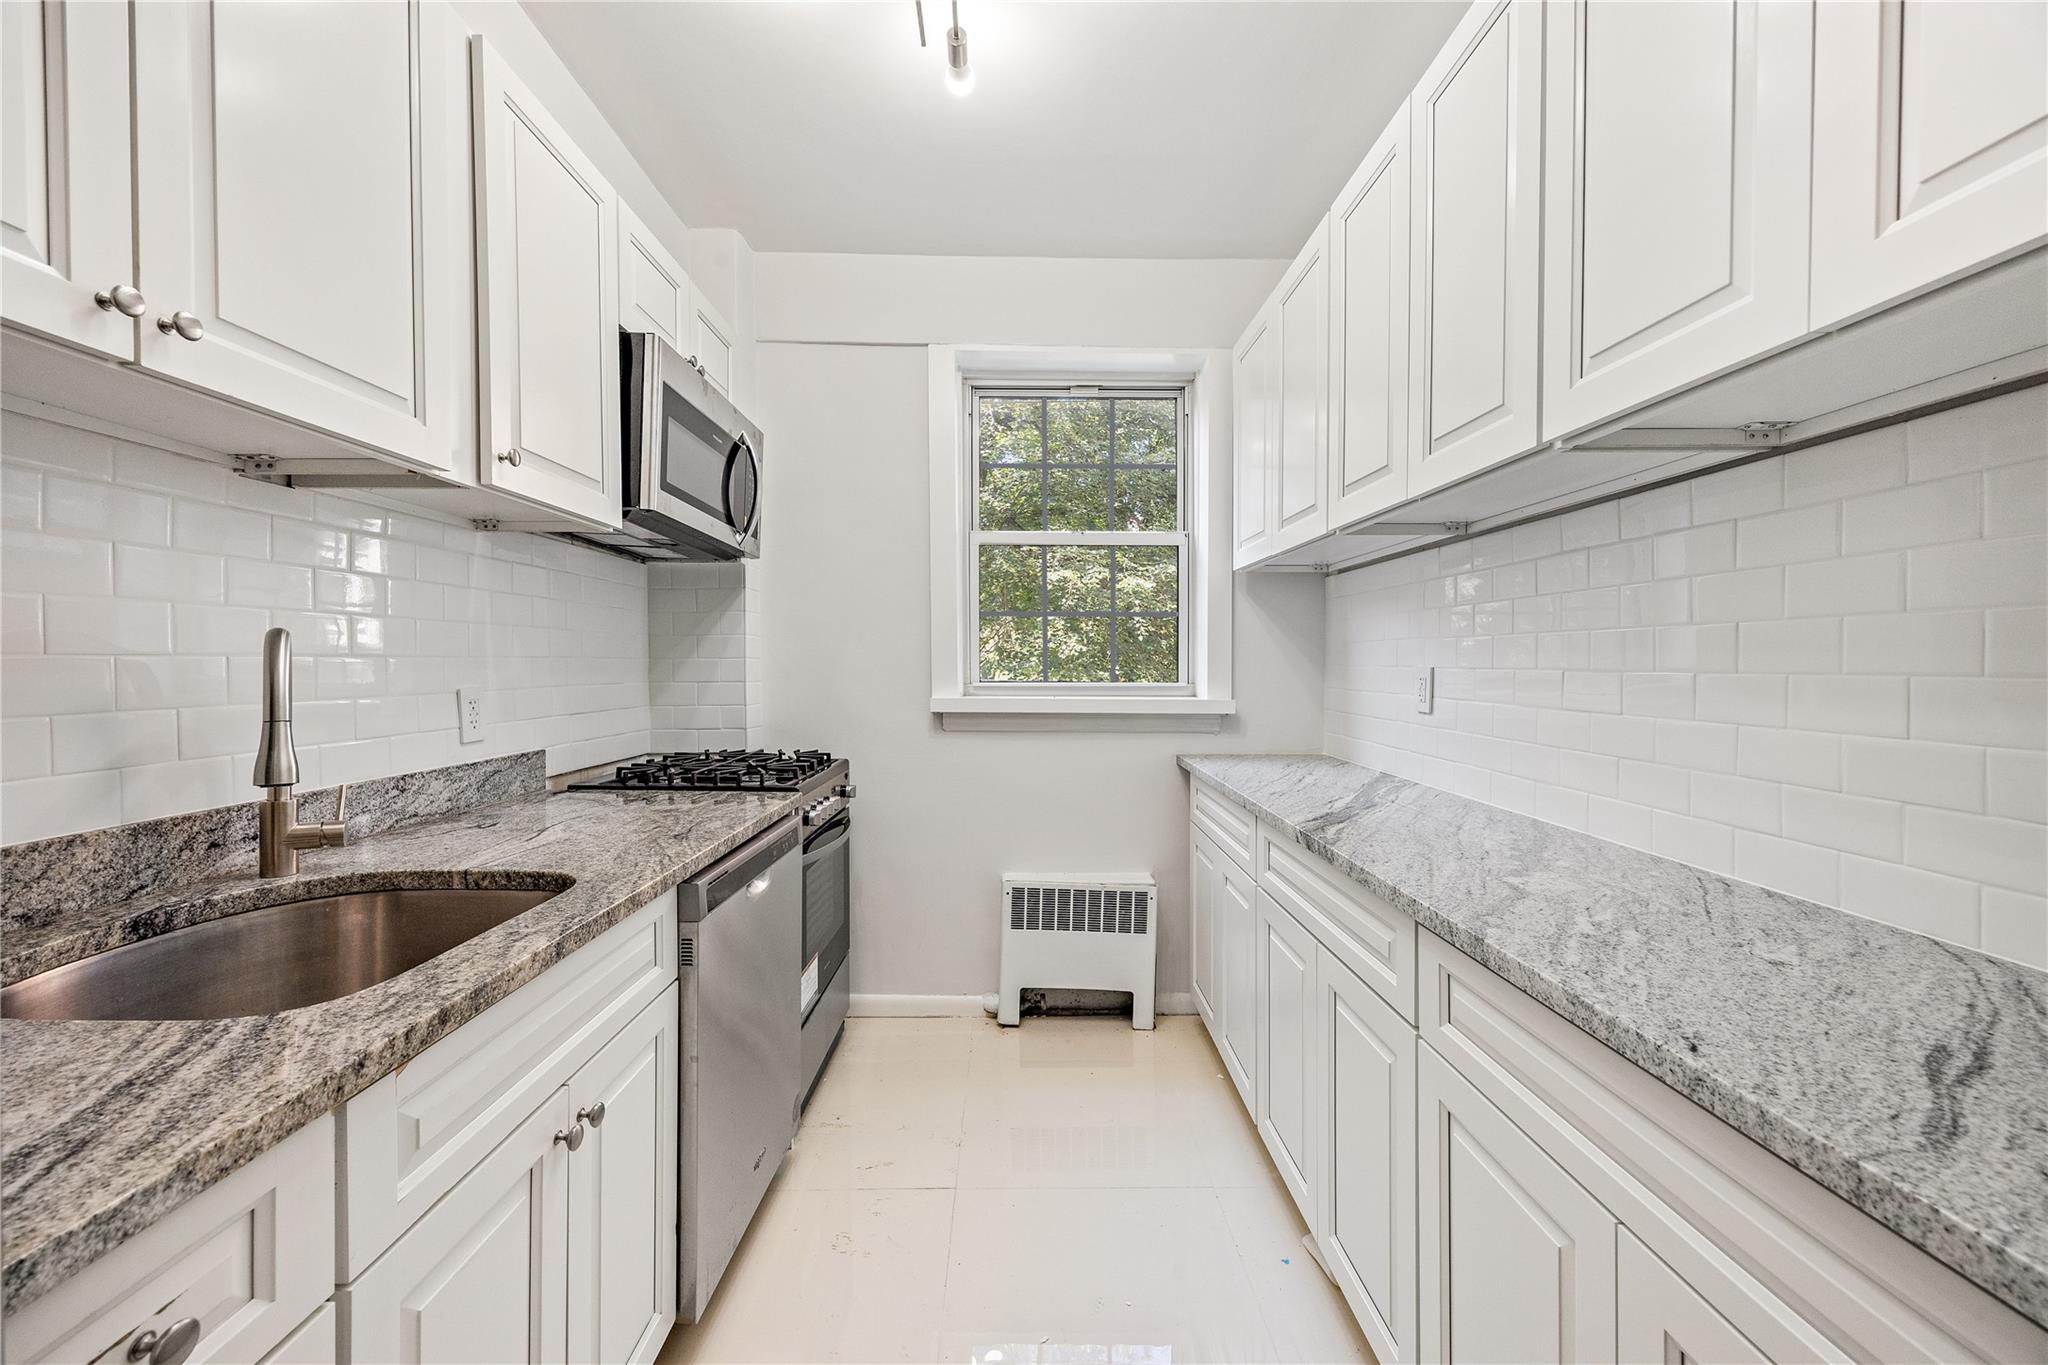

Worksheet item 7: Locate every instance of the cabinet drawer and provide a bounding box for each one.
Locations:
[258,1304,336,1365]
[8,1117,334,1365]
[1258,825,1414,1023]
[339,895,676,1280]
[1189,779,1255,874]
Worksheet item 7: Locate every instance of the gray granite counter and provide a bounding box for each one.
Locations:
[1181,753,2048,1328]
[1,781,800,1313]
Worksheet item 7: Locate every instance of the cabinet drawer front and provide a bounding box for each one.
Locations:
[9,1119,333,1365]
[1189,780,1255,873]
[1258,825,1414,1022]
[340,896,676,1280]
[257,1304,336,1365]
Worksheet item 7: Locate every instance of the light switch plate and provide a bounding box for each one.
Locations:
[458,686,485,743]
[1414,667,1434,714]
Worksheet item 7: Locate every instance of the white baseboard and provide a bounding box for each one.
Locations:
[849,991,1201,1018]
[848,993,988,1017]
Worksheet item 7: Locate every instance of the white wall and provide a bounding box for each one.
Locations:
[0,411,651,845]
[752,251,1321,1007]
[1325,386,2048,969]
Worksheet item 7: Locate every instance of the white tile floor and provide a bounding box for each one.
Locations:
[658,1015,1373,1365]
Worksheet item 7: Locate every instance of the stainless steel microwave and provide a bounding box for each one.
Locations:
[574,332,762,561]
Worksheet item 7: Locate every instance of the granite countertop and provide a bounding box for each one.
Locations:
[0,782,801,1313]
[1181,753,2048,1328]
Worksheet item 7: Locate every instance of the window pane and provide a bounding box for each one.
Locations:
[1047,615,1112,682]
[1114,399,1177,464]
[1115,616,1178,683]
[1046,399,1109,464]
[978,467,1043,530]
[1045,546,1111,613]
[1114,546,1178,613]
[1046,469,1110,531]
[979,616,1042,681]
[979,398,1043,464]
[1113,467,1178,530]
[979,545,1044,612]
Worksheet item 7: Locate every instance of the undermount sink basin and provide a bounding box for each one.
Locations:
[1,886,561,1022]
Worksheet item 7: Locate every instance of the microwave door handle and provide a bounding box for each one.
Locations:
[736,433,763,542]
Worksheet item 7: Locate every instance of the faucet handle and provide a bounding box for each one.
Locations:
[333,782,350,824]
[323,783,351,847]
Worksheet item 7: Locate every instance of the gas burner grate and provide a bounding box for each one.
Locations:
[571,748,835,793]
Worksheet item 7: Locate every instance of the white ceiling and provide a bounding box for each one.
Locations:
[521,1,1465,259]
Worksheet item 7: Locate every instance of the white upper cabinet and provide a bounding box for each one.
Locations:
[131,0,467,476]
[1271,218,1331,553]
[1539,0,1815,441]
[619,199,690,354]
[1231,303,1277,568]
[1407,0,1544,496]
[1,0,135,361]
[1811,0,2048,327]
[1327,106,1411,530]
[472,37,621,529]
[690,285,736,401]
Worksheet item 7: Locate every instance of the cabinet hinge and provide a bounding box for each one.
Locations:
[230,454,279,476]
[1738,421,1795,444]
[470,517,504,532]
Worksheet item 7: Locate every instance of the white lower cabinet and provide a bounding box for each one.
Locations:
[1418,1041,1617,1365]
[1189,826,1222,1032]
[261,1306,338,1365]
[1316,945,1416,1365]
[1616,1228,1769,1365]
[1255,889,1319,1221]
[1216,847,1260,1109]
[343,1089,573,1365]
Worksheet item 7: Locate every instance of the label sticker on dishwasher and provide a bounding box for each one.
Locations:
[801,954,820,1013]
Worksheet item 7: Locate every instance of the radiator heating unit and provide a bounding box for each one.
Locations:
[997,877,1157,1029]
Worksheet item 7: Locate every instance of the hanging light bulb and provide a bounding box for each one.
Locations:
[946,0,974,95]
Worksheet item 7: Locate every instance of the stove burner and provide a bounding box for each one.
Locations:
[571,748,835,793]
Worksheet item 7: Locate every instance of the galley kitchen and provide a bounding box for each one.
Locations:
[1,2,2044,1364]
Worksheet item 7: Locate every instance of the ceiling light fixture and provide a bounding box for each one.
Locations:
[915,0,975,96]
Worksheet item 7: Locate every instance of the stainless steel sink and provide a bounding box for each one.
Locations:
[1,886,560,1021]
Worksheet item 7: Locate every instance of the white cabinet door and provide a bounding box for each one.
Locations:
[1407,0,1544,496]
[619,200,690,355]
[1540,0,1814,440]
[345,1091,573,1365]
[1218,849,1260,1107]
[1419,1043,1617,1365]
[1256,889,1319,1221]
[690,285,736,400]
[1811,0,2048,326]
[1317,946,1417,1365]
[1328,105,1411,529]
[1190,823,1221,1034]
[1,0,134,360]
[472,37,621,529]
[1270,218,1331,553]
[1231,304,1277,568]
[566,986,679,1365]
[131,0,467,474]
[1617,1227,1772,1365]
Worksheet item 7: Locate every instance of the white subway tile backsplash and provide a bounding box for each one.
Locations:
[1324,391,2044,962]
[1,413,653,842]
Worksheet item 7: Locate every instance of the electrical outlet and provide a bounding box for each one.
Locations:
[458,686,485,744]
[1414,667,1434,715]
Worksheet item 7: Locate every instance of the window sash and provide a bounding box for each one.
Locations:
[967,386,1190,691]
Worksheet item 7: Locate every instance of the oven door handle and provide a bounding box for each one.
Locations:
[803,811,851,857]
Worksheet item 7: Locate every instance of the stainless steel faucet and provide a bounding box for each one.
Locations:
[254,627,348,878]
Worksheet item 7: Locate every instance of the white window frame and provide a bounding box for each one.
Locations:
[969,385,1193,695]
[929,345,1236,731]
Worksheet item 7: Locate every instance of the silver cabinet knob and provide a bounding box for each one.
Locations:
[577,1101,606,1128]
[156,311,203,341]
[496,449,523,467]
[554,1122,585,1151]
[95,284,147,317]
[128,1317,201,1365]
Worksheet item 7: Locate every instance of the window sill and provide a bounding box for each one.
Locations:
[930,695,1234,733]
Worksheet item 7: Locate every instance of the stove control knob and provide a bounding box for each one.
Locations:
[834,783,857,800]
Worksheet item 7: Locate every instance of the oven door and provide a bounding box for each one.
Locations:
[621,332,761,558]
[801,810,851,1023]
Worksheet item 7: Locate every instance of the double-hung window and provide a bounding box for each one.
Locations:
[970,387,1188,690]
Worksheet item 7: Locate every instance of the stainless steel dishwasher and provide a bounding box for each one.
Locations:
[677,816,802,1323]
